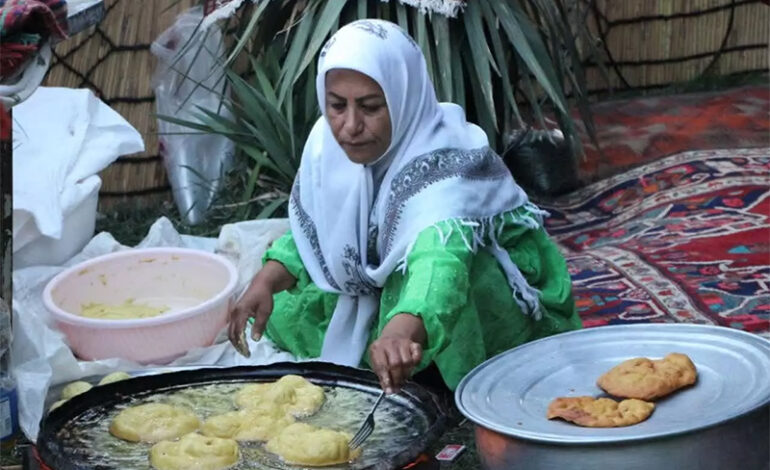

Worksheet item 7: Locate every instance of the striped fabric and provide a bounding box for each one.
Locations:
[0,0,67,79]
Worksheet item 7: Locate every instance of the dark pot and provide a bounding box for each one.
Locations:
[501,129,580,197]
[474,406,769,470]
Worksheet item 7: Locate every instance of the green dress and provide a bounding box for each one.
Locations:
[263,206,581,390]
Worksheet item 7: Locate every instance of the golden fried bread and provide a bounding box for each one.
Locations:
[547,396,655,427]
[234,375,325,417]
[61,381,92,399]
[99,371,132,385]
[49,399,67,412]
[149,433,239,470]
[265,422,361,466]
[597,353,697,400]
[109,403,200,443]
[201,406,295,441]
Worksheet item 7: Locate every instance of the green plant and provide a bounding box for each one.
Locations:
[163,0,603,219]
[161,40,316,219]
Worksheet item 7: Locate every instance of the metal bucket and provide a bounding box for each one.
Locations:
[474,406,769,470]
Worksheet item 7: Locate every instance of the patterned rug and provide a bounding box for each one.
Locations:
[542,147,770,338]
[577,86,770,182]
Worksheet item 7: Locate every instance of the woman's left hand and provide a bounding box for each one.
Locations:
[369,314,426,394]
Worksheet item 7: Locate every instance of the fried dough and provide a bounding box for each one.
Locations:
[547,396,655,427]
[597,353,697,400]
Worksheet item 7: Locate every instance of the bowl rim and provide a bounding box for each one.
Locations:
[42,247,239,329]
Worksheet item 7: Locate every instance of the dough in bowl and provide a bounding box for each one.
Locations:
[201,406,295,441]
[109,403,201,443]
[80,299,169,320]
[149,433,240,470]
[234,375,325,417]
[265,422,361,466]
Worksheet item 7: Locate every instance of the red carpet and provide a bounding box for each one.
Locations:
[577,86,770,181]
[544,147,769,338]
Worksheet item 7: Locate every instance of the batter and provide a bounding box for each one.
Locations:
[150,433,240,470]
[109,403,200,443]
[234,375,325,417]
[265,422,361,466]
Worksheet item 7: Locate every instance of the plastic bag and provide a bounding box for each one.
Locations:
[151,7,234,225]
[0,297,9,361]
[0,297,10,379]
[0,297,18,441]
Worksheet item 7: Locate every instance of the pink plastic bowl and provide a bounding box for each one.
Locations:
[43,247,238,364]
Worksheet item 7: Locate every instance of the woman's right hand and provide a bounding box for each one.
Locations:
[227,281,274,348]
[227,260,295,352]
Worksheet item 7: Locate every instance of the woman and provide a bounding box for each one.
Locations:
[228,19,581,394]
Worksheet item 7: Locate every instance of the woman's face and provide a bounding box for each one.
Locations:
[325,68,392,164]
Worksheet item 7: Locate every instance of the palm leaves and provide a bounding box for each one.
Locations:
[163,0,601,218]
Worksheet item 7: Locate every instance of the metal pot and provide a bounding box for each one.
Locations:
[474,406,769,470]
[456,324,770,470]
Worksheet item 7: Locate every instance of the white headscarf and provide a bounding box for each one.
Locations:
[289,20,537,367]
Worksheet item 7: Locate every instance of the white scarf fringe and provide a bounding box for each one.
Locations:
[201,0,248,30]
[392,0,466,18]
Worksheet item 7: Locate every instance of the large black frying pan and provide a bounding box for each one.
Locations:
[37,361,448,470]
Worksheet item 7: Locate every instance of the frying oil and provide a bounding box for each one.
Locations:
[56,382,427,469]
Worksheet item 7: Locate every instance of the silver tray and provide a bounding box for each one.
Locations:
[455,324,770,444]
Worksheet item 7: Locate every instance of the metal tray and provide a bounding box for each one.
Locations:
[455,324,770,444]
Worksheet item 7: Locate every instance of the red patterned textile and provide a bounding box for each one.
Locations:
[544,147,769,338]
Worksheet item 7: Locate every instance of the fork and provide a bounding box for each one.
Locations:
[349,390,386,450]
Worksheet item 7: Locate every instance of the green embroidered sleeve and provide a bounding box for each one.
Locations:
[262,231,312,292]
[264,209,580,390]
[379,220,476,370]
[375,208,579,389]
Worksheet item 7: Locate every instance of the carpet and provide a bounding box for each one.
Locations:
[542,147,770,338]
[577,86,770,182]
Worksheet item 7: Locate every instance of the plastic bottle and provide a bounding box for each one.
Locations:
[0,296,18,451]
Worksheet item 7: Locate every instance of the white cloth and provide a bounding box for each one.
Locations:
[10,217,294,441]
[200,0,249,30]
[399,0,466,17]
[290,20,530,367]
[12,87,144,253]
